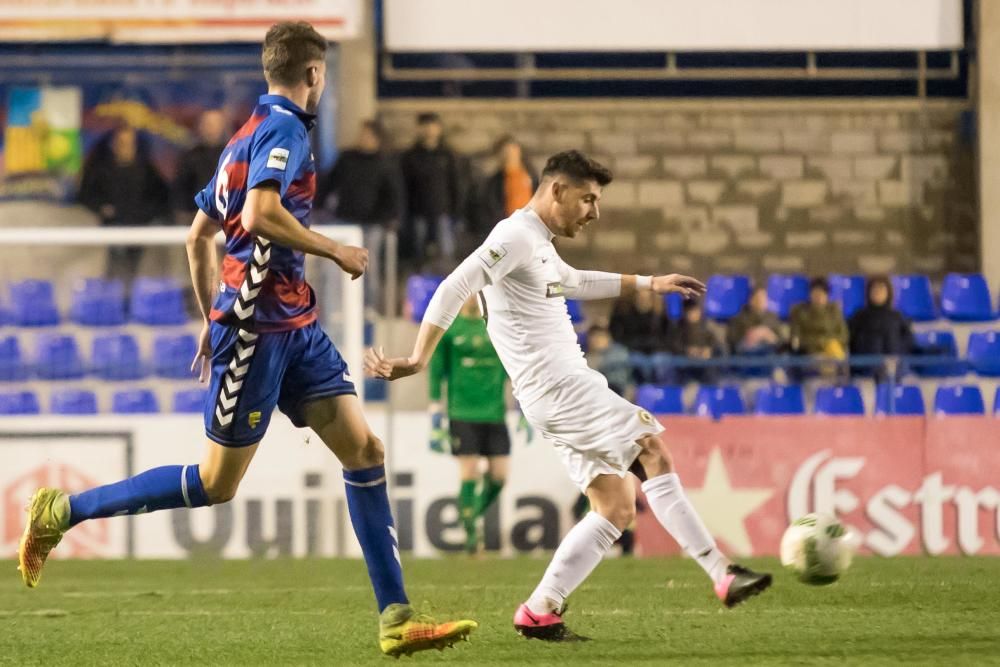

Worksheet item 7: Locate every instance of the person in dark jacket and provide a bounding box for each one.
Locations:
[481,135,538,226]
[667,300,724,384]
[400,112,461,266]
[173,109,228,224]
[726,286,786,354]
[79,125,169,281]
[316,120,403,312]
[609,289,672,355]
[849,276,913,379]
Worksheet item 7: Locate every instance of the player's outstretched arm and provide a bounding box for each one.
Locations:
[646,273,707,298]
[365,320,448,381]
[244,185,368,279]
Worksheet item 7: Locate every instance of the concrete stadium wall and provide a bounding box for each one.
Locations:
[379,99,976,281]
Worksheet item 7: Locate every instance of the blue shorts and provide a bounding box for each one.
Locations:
[204,321,356,447]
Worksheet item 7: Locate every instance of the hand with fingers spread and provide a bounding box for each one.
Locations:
[651,274,707,300]
[190,321,213,383]
[364,346,424,381]
[333,244,369,280]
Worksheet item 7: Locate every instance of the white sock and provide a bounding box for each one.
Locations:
[526,511,621,615]
[641,472,731,585]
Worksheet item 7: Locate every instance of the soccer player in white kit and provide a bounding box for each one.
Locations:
[366,151,771,641]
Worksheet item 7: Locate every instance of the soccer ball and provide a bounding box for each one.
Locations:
[780,513,856,585]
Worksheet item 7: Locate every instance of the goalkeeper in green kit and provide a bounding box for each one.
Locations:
[429,296,512,553]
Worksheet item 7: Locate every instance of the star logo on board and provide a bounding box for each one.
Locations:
[684,448,774,556]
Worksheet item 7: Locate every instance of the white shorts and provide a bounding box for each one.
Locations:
[521,368,665,492]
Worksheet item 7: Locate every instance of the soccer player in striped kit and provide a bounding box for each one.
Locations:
[17,21,476,658]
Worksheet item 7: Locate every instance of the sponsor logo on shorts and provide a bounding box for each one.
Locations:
[478,243,508,268]
[266,147,290,170]
[248,411,262,429]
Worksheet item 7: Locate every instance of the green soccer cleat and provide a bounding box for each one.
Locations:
[378,603,478,657]
[18,488,70,588]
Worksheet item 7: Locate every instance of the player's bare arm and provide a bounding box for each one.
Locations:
[244,185,368,279]
[186,209,222,382]
[365,321,447,381]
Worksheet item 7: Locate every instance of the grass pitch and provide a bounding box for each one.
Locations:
[2,556,998,666]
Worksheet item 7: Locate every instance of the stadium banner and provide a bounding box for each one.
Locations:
[0,0,360,43]
[385,0,963,52]
[0,48,266,202]
[636,416,1000,558]
[0,412,579,559]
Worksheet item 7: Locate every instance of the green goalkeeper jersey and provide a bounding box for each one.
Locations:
[429,313,507,423]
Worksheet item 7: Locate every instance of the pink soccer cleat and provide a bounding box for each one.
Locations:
[513,602,590,642]
[714,563,772,608]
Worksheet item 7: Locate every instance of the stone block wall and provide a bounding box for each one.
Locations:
[379,100,976,282]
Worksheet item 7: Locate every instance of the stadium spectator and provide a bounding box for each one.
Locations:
[481,135,538,226]
[400,112,461,266]
[172,109,228,224]
[849,276,913,380]
[726,286,786,354]
[609,289,672,355]
[790,278,849,376]
[585,324,632,396]
[668,299,724,383]
[316,120,403,312]
[79,125,169,281]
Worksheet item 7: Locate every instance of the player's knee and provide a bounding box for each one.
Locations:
[345,434,384,469]
[603,503,636,532]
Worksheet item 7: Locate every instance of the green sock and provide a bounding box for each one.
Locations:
[458,480,478,542]
[475,474,504,518]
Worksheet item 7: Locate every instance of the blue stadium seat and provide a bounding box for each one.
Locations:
[130,277,188,325]
[874,384,925,416]
[363,377,388,402]
[0,391,40,415]
[0,336,28,381]
[71,278,126,326]
[814,385,865,415]
[967,331,1000,376]
[829,274,866,319]
[933,384,985,415]
[693,385,746,418]
[766,274,809,320]
[10,279,60,327]
[663,292,684,320]
[91,334,145,380]
[35,333,85,380]
[911,330,966,377]
[635,384,684,415]
[940,273,994,322]
[51,389,98,415]
[891,275,936,322]
[153,334,198,379]
[704,274,750,321]
[754,384,805,415]
[566,299,585,324]
[405,274,444,323]
[172,388,206,414]
[112,389,160,414]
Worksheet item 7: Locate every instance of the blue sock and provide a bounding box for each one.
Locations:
[344,465,408,612]
[69,465,210,527]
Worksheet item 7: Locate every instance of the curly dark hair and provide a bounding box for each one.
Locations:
[541,150,613,186]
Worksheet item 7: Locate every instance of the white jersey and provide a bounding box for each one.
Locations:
[424,207,623,406]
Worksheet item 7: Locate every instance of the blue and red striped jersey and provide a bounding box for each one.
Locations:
[195,94,318,333]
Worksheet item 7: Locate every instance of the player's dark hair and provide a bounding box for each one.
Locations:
[417,112,442,125]
[542,150,613,187]
[262,21,328,87]
[361,119,384,143]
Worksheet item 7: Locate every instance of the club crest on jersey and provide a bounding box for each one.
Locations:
[638,409,655,426]
[267,147,290,170]
[478,244,508,268]
[546,281,565,298]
